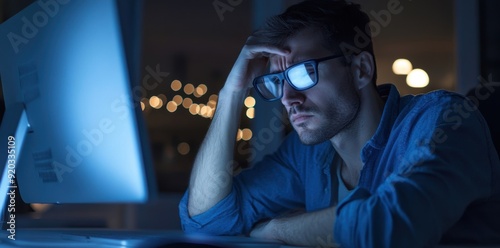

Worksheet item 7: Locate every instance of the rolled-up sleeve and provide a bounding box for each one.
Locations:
[179,132,307,235]
[335,95,497,247]
[179,184,248,234]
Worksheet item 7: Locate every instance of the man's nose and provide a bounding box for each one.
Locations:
[281,80,305,107]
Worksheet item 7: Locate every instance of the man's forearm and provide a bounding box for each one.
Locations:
[187,87,246,217]
[267,207,338,247]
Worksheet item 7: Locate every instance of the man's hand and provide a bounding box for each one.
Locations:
[223,36,289,93]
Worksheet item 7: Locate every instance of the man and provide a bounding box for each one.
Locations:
[179,0,500,247]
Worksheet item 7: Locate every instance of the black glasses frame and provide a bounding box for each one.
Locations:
[252,54,345,101]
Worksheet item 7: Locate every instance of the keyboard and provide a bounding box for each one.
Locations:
[0,228,290,247]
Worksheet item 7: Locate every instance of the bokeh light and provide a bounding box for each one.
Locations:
[392,58,413,75]
[209,94,218,102]
[241,128,252,141]
[236,129,243,141]
[158,94,167,103]
[196,84,208,96]
[406,68,429,88]
[171,80,182,91]
[189,104,200,115]
[244,96,256,108]
[173,95,183,106]
[177,142,190,155]
[207,100,217,108]
[149,96,163,109]
[166,101,177,112]
[184,84,195,95]
[246,108,255,119]
[182,98,193,109]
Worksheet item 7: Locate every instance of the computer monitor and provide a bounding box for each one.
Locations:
[0,0,156,225]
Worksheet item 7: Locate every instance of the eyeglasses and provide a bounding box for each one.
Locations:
[252,54,345,101]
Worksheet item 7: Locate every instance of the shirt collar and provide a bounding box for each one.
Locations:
[362,84,401,153]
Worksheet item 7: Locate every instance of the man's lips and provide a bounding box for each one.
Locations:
[291,114,313,124]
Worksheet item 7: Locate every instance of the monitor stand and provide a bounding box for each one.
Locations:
[0,103,29,232]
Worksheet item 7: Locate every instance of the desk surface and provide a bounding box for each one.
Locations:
[3,228,495,248]
[0,228,306,248]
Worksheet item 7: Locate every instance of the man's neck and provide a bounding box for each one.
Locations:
[330,86,385,188]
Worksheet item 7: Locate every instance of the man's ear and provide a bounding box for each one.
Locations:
[350,51,375,90]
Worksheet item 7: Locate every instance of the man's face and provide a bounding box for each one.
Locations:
[269,29,361,145]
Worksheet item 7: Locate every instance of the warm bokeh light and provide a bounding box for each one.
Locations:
[406,68,429,88]
[166,101,177,112]
[177,142,190,155]
[195,87,203,96]
[209,94,218,102]
[193,89,202,98]
[200,105,210,117]
[246,108,255,119]
[149,96,163,109]
[158,94,167,103]
[197,84,208,96]
[184,83,195,95]
[236,129,243,141]
[392,58,413,75]
[198,104,205,114]
[141,98,149,111]
[207,99,217,108]
[189,104,200,115]
[182,97,193,109]
[244,96,256,108]
[173,95,183,106]
[207,106,215,118]
[171,80,182,91]
[241,128,252,141]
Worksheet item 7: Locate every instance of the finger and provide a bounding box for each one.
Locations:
[248,45,289,57]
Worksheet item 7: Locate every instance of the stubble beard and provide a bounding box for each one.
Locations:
[292,92,361,146]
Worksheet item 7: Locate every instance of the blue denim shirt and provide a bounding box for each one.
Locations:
[179,84,500,247]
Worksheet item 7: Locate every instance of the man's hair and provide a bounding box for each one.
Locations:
[251,0,377,85]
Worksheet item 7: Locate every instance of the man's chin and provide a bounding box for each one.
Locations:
[296,129,329,146]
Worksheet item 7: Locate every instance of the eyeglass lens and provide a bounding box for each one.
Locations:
[254,62,317,100]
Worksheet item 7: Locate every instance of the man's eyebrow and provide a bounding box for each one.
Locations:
[291,57,310,64]
[268,57,309,74]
